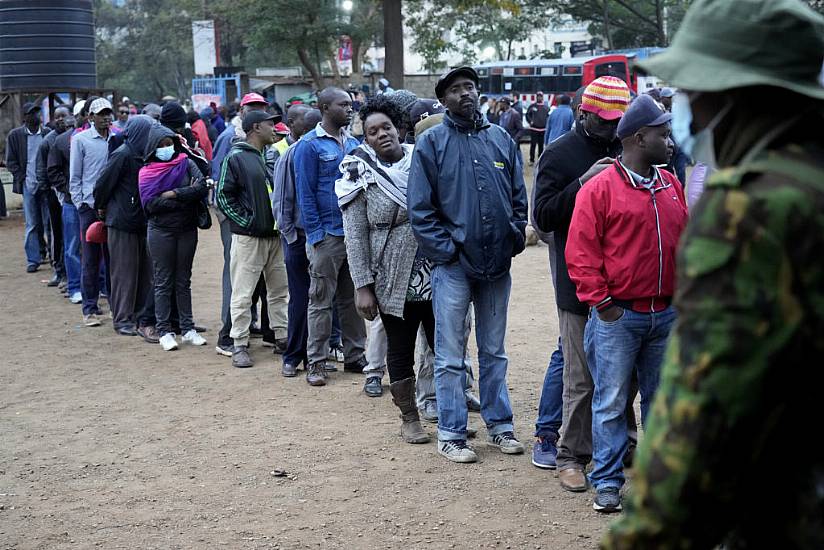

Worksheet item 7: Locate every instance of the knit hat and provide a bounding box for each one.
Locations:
[387,89,418,113]
[160,102,187,129]
[616,94,672,139]
[580,76,631,121]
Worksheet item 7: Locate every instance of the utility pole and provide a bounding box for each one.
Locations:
[383,0,404,89]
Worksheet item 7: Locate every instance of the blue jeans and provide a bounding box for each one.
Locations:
[586,305,677,490]
[61,203,82,295]
[79,206,109,315]
[283,234,310,366]
[432,262,514,441]
[23,186,48,267]
[534,337,564,438]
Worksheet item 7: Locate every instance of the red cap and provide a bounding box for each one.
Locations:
[274,122,290,135]
[240,93,268,107]
[86,221,107,244]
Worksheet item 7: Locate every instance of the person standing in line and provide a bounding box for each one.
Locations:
[525,91,549,165]
[604,0,824,545]
[216,111,288,368]
[5,101,50,273]
[408,67,528,463]
[93,115,157,337]
[498,98,524,143]
[544,94,576,146]
[36,105,72,288]
[337,95,432,441]
[293,87,368,386]
[532,76,637,491]
[139,125,209,351]
[69,97,116,327]
[272,105,323,376]
[47,104,83,305]
[113,104,130,131]
[567,94,687,513]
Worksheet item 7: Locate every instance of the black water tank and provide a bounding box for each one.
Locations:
[0,0,96,91]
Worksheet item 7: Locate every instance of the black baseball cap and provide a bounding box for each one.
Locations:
[242,110,277,133]
[435,66,479,99]
[23,102,41,114]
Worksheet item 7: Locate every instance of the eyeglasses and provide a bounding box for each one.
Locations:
[118,110,129,115]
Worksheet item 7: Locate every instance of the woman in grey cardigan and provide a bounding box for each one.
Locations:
[337,96,433,444]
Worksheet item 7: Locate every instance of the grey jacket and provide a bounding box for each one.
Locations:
[341,183,418,318]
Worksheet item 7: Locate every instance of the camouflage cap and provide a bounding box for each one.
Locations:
[638,0,824,99]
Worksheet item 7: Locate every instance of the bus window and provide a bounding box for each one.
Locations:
[595,62,628,81]
[559,75,582,91]
[489,74,502,94]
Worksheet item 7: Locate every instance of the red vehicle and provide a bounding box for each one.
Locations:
[475,54,637,106]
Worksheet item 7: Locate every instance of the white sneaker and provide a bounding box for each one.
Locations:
[83,313,101,327]
[438,440,478,463]
[69,291,82,304]
[182,329,206,346]
[160,333,179,351]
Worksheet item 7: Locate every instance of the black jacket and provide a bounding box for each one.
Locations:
[36,129,64,193]
[216,141,278,238]
[5,125,50,194]
[142,125,208,233]
[47,130,73,202]
[532,123,621,315]
[526,103,549,131]
[408,111,528,281]
[94,140,148,232]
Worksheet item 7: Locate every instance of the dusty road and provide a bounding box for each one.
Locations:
[0,170,615,548]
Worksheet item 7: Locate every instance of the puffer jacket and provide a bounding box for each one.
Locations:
[407,111,527,281]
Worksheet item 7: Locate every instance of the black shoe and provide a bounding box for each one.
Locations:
[465,391,481,412]
[47,273,60,287]
[344,356,368,374]
[324,362,339,372]
[193,324,208,333]
[249,324,263,337]
[306,361,327,386]
[26,264,38,273]
[116,326,138,336]
[363,376,383,397]
[282,361,298,377]
[270,338,288,355]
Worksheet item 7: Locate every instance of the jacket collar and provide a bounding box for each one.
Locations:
[443,110,489,133]
[614,158,672,192]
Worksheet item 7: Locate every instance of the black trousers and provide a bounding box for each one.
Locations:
[148,226,197,335]
[529,130,544,163]
[47,191,64,277]
[380,300,435,383]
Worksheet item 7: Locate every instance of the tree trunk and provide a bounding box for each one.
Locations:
[655,0,666,46]
[383,0,404,89]
[603,0,614,50]
[328,50,343,86]
[351,37,362,77]
[298,48,326,90]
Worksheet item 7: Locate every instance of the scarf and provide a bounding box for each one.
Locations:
[336,143,413,208]
[138,153,189,207]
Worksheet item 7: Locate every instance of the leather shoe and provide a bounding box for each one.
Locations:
[137,325,160,344]
[47,273,61,287]
[344,355,368,373]
[282,362,298,377]
[116,326,138,336]
[306,362,327,386]
[363,376,382,397]
[558,468,588,492]
[465,391,481,412]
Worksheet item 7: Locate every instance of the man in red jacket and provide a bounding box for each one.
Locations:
[566,94,688,513]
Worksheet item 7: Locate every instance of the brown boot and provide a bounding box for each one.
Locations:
[389,377,431,444]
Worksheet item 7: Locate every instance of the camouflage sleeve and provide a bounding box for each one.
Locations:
[602,171,816,549]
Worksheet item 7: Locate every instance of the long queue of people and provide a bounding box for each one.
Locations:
[5,68,688,515]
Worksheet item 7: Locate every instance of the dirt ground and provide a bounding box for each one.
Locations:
[0,160,615,549]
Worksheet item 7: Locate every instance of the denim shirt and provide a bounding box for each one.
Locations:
[293,122,359,245]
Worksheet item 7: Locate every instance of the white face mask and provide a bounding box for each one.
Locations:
[156,145,175,161]
[671,92,732,170]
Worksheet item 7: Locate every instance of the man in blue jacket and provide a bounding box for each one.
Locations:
[294,87,367,387]
[408,66,528,463]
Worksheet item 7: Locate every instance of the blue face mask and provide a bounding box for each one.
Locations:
[156,145,175,161]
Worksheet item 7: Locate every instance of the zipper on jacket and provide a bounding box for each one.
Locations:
[650,188,664,311]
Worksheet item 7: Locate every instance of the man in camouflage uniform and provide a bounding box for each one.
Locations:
[602,0,824,548]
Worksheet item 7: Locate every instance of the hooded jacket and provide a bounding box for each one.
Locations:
[532,123,621,315]
[216,140,277,238]
[93,115,156,233]
[141,125,208,233]
[407,111,527,281]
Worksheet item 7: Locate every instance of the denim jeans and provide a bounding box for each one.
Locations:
[23,186,48,267]
[586,305,677,490]
[78,206,109,315]
[432,262,514,441]
[534,337,564,437]
[62,203,82,295]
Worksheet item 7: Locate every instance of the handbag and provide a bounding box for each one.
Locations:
[196,200,212,230]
